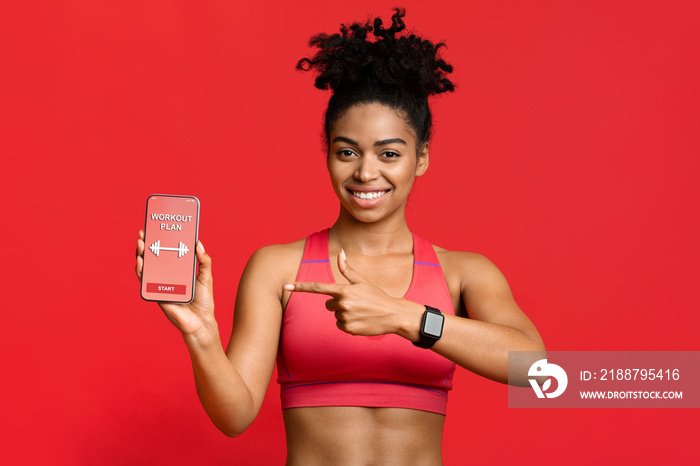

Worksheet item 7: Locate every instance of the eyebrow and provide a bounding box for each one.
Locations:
[332,136,407,147]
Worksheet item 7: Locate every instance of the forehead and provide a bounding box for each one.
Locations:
[331,103,416,145]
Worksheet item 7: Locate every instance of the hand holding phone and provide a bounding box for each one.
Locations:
[136,195,216,338]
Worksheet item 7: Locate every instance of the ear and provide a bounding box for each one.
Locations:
[415,143,429,177]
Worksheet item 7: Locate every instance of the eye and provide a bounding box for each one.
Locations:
[381,151,401,159]
[336,149,357,158]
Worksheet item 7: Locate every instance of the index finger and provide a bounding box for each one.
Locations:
[284,282,343,297]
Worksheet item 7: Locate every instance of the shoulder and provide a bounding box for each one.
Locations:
[245,238,306,280]
[248,238,306,264]
[433,245,499,278]
[432,243,522,321]
[236,237,307,309]
[433,244,512,297]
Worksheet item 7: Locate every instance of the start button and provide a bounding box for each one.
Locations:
[146,283,186,295]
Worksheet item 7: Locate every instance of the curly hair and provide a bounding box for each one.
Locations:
[297,7,455,153]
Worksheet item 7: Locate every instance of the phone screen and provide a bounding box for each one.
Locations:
[141,194,200,303]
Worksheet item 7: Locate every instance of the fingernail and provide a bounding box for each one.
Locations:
[341,249,346,262]
[198,241,205,253]
[284,284,295,291]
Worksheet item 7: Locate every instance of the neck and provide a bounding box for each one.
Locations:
[329,206,413,256]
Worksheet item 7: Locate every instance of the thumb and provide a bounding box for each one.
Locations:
[337,249,364,285]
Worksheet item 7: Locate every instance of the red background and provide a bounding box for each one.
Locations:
[2,1,699,464]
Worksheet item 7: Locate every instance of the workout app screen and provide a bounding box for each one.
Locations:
[141,195,199,303]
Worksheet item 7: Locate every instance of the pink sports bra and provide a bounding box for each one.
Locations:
[276,228,456,415]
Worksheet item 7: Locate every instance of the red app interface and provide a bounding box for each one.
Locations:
[141,195,199,302]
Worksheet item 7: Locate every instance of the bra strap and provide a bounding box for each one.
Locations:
[412,232,441,267]
[295,228,332,283]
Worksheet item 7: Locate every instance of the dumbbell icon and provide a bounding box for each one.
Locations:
[149,240,189,258]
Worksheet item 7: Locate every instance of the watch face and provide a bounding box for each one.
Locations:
[424,312,444,338]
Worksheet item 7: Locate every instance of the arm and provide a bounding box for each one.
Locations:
[136,231,288,436]
[396,251,545,385]
[186,245,287,436]
[287,249,544,386]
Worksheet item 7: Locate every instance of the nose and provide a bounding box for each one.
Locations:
[354,155,379,182]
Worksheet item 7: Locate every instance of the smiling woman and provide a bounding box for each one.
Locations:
[135,7,545,465]
[327,103,429,225]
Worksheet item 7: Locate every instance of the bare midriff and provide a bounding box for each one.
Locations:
[283,406,444,465]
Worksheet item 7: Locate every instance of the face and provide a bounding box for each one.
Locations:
[326,102,429,224]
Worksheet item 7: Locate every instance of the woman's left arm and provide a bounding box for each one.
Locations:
[287,249,545,385]
[397,251,546,384]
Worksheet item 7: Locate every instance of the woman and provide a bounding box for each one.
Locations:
[136,8,544,465]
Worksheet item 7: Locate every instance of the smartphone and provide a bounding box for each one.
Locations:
[140,194,200,303]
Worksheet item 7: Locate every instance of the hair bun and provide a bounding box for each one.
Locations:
[297,8,455,98]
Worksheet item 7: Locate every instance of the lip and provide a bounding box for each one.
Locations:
[346,187,391,208]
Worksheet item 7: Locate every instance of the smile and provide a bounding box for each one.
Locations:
[349,190,388,200]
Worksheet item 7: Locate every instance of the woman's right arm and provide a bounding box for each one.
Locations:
[135,231,291,437]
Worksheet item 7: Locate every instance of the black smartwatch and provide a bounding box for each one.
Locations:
[412,305,444,349]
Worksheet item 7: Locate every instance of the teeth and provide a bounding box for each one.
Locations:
[351,190,387,200]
